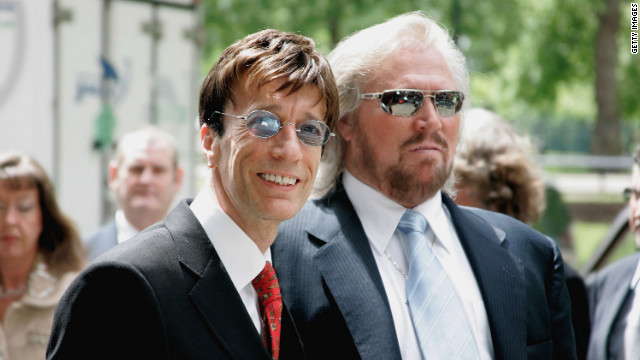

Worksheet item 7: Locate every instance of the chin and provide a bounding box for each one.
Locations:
[263,203,304,222]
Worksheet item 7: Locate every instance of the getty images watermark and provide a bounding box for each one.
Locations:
[632,3,638,54]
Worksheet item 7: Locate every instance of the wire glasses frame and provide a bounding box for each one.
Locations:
[213,110,334,147]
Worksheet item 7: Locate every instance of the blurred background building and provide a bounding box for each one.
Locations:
[0,0,201,235]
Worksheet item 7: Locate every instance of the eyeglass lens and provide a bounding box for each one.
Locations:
[381,90,463,117]
[245,110,331,146]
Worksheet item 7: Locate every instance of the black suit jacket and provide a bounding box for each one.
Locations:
[272,185,576,360]
[47,200,306,360]
[587,252,640,360]
[564,264,590,360]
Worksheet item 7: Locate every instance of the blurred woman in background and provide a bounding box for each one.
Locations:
[0,152,85,360]
[454,108,590,359]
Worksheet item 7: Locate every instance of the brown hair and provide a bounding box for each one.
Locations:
[0,152,85,275]
[454,109,545,225]
[198,29,339,137]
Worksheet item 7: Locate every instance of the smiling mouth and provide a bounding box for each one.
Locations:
[259,173,298,186]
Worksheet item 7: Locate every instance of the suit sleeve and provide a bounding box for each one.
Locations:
[549,242,579,360]
[47,261,169,360]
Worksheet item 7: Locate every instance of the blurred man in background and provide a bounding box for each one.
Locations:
[588,144,640,359]
[84,125,183,260]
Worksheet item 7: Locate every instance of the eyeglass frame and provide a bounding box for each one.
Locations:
[360,89,465,117]
[623,187,640,202]
[213,110,335,147]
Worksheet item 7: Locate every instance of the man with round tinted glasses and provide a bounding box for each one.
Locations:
[214,109,334,147]
[48,29,338,360]
[272,11,577,360]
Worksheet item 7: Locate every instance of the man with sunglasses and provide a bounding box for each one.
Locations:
[273,11,576,360]
[587,144,640,360]
[47,29,338,359]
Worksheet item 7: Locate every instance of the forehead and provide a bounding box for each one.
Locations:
[231,76,325,115]
[120,142,174,166]
[374,46,455,90]
[0,181,38,198]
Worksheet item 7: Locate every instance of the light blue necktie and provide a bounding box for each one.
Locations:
[398,210,479,359]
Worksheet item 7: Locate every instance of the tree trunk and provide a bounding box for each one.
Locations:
[591,0,620,155]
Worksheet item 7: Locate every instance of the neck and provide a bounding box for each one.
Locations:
[1,257,33,291]
[245,225,278,254]
[124,211,162,231]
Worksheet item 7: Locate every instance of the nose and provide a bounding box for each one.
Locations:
[139,167,154,183]
[270,123,304,162]
[413,97,442,132]
[2,206,19,225]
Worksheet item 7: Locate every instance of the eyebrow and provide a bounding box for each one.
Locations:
[252,104,324,123]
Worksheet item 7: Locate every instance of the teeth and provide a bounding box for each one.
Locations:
[259,173,297,186]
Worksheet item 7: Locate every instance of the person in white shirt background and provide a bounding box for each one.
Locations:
[83,125,183,260]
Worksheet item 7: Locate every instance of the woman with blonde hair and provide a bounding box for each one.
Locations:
[0,152,85,360]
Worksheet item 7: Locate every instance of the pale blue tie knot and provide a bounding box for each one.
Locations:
[397,209,428,235]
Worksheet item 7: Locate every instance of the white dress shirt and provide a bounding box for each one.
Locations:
[343,170,494,360]
[114,209,140,245]
[189,185,271,335]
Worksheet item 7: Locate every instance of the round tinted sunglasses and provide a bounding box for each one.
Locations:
[360,89,464,117]
[214,110,334,147]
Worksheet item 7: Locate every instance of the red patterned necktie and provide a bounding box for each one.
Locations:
[251,261,283,360]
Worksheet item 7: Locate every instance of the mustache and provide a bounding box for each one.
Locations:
[400,131,449,151]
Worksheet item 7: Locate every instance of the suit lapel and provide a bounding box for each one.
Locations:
[443,195,527,359]
[307,189,402,360]
[602,263,636,347]
[164,201,272,359]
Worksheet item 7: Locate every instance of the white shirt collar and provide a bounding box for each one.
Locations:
[114,209,141,244]
[189,184,270,292]
[342,170,453,255]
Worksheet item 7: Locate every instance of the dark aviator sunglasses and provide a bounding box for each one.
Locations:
[360,89,464,117]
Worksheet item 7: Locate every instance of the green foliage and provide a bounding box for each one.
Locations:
[199,0,640,153]
[534,185,572,240]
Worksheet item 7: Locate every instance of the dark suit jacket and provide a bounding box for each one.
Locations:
[47,200,306,360]
[587,252,640,360]
[564,264,590,360]
[272,185,576,360]
[83,220,118,261]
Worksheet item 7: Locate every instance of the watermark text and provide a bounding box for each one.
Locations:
[632,3,638,54]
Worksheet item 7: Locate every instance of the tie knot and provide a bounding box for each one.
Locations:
[397,210,428,235]
[252,262,282,307]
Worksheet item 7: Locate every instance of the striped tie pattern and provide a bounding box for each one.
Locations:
[398,210,479,359]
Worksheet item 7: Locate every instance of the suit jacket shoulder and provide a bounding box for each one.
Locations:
[446,199,576,359]
[49,200,304,360]
[586,252,640,360]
